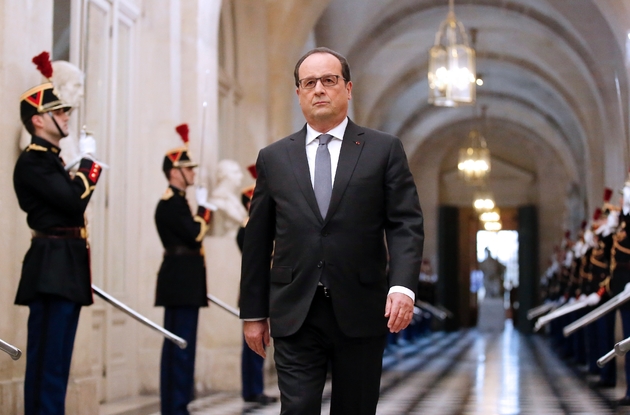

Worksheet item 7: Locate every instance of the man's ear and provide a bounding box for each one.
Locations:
[31,114,44,130]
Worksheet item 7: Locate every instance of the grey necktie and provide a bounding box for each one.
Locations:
[314,134,333,217]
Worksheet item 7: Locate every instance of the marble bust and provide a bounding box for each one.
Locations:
[208,160,248,236]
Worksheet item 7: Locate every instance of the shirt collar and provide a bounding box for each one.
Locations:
[305,117,349,145]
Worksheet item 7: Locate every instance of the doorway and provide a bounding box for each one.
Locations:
[476,230,519,332]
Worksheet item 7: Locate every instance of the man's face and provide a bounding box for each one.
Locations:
[181,167,196,186]
[296,53,352,128]
[34,108,70,140]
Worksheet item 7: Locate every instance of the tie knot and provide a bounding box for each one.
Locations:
[318,134,333,146]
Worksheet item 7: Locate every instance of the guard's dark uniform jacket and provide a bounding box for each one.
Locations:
[611,212,630,302]
[155,185,211,307]
[13,135,102,305]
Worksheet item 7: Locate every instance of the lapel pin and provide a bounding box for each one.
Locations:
[355,141,361,145]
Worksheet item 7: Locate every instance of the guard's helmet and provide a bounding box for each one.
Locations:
[20,52,72,126]
[163,124,198,176]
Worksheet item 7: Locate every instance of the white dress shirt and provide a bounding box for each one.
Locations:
[305,117,415,302]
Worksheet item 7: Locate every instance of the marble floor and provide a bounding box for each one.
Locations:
[150,318,630,415]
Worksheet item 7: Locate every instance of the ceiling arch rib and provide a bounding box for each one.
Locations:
[350,9,603,130]
[402,99,581,186]
[363,52,589,145]
[374,62,589,174]
[344,0,609,93]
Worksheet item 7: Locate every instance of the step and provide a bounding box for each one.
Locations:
[99,396,160,415]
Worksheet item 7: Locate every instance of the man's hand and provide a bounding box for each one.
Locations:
[385,292,414,333]
[196,186,209,206]
[79,130,96,158]
[243,320,270,358]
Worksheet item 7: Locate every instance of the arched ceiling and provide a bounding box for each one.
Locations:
[312,0,630,214]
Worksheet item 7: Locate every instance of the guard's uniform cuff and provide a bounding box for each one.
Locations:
[197,206,212,224]
[75,159,102,199]
[78,159,102,185]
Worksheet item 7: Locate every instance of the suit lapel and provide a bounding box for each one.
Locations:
[324,120,365,223]
[286,126,324,221]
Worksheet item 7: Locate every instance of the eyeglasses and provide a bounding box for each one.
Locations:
[298,74,345,89]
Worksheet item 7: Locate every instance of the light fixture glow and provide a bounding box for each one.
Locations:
[473,188,495,212]
[474,198,495,211]
[484,221,502,231]
[458,129,490,182]
[480,210,500,222]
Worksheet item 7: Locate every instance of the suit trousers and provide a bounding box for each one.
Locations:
[25,295,81,415]
[161,306,199,415]
[273,288,386,415]
[241,335,265,399]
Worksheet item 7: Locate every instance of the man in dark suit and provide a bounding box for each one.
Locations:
[14,52,103,414]
[239,47,424,415]
[154,124,214,414]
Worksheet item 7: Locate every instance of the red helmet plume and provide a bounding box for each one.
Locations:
[175,124,189,144]
[603,187,613,203]
[32,51,53,79]
[247,164,257,179]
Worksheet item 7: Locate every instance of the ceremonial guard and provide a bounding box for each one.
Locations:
[14,52,103,414]
[155,124,214,414]
[610,175,630,405]
[589,204,617,388]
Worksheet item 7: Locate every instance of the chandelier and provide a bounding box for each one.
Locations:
[458,129,490,182]
[428,0,476,106]
[473,188,495,212]
[483,220,502,231]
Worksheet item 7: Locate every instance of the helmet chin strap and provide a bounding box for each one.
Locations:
[47,112,68,138]
[178,168,191,188]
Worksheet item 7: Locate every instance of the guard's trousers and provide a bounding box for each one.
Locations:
[160,306,199,415]
[241,335,265,399]
[24,295,81,415]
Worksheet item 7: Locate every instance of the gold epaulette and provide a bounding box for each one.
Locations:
[26,144,48,152]
[600,276,611,294]
[590,257,607,269]
[614,239,630,255]
[161,187,174,200]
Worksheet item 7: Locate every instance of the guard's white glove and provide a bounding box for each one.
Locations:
[71,130,109,170]
[195,186,208,206]
[79,130,96,158]
[586,292,601,306]
[195,187,218,211]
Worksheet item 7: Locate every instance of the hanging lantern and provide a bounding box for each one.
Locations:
[428,0,476,107]
[480,208,500,223]
[484,220,502,232]
[458,129,490,182]
[473,188,495,212]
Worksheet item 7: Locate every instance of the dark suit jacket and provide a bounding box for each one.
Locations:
[240,119,424,338]
[154,185,210,307]
[13,136,102,305]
